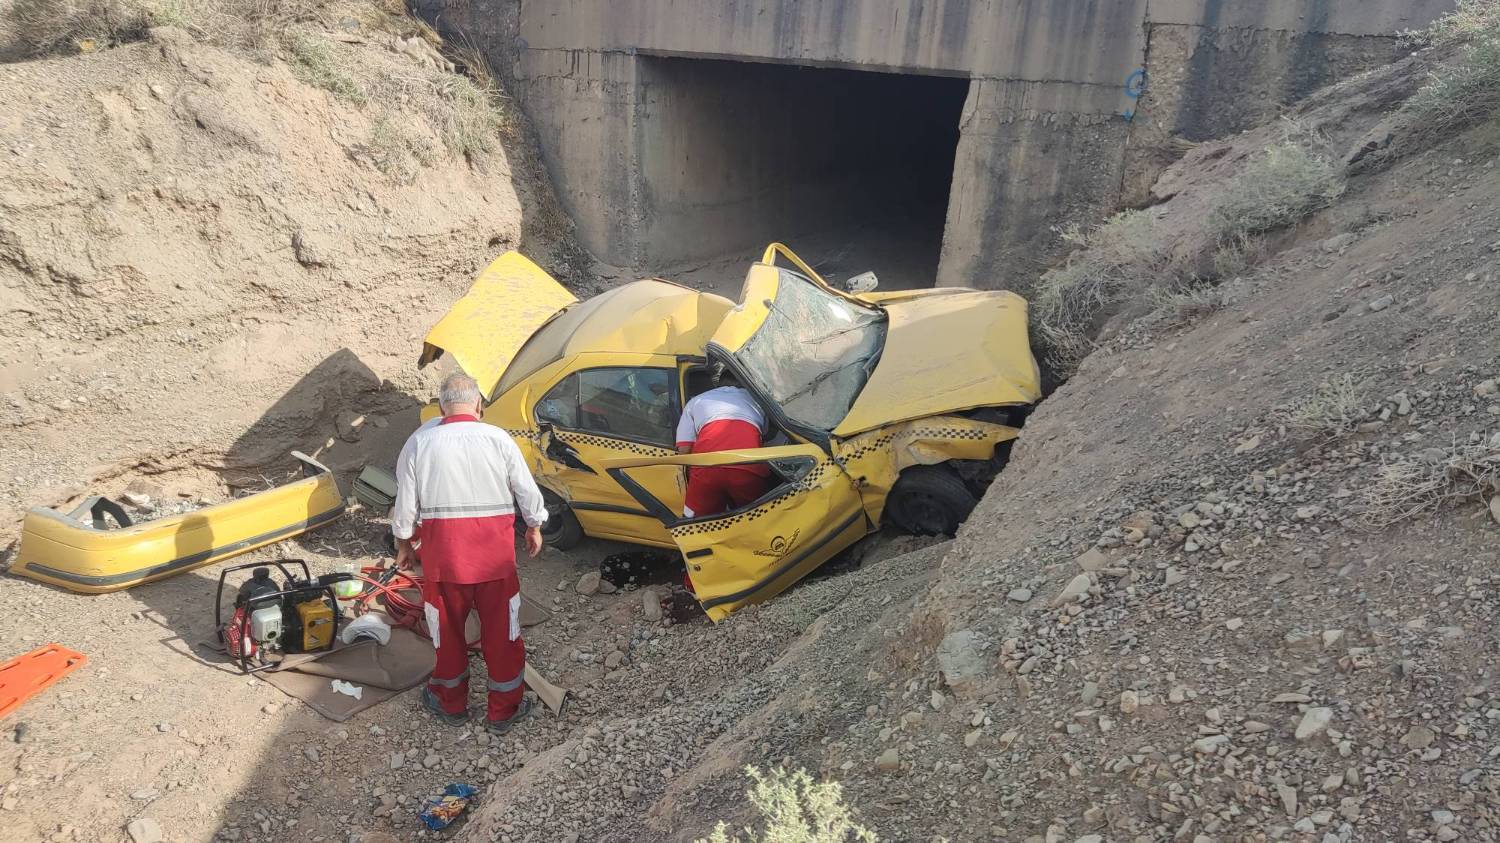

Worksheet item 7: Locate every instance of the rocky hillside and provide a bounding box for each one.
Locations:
[449,17,1500,843]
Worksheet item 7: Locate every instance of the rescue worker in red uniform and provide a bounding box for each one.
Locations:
[392,373,548,732]
[675,368,770,518]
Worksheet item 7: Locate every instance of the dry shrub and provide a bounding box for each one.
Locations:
[1206,131,1346,247]
[1148,281,1234,326]
[379,69,507,160]
[3,0,152,55]
[357,111,437,181]
[1360,437,1500,527]
[2,0,319,55]
[1277,374,1367,438]
[697,767,876,843]
[1032,210,1176,373]
[1376,0,1500,162]
[287,31,365,104]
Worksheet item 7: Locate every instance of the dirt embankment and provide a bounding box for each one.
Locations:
[0,15,582,530]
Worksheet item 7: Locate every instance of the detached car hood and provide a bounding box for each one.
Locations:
[833,289,1040,437]
[419,252,577,398]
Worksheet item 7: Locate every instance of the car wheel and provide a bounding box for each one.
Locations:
[886,465,978,536]
[537,490,584,550]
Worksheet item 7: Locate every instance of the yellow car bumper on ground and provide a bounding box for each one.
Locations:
[11,452,345,594]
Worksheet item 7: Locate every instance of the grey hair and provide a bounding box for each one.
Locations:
[438,373,482,411]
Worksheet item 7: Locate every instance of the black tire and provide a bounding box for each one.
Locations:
[886,465,979,536]
[537,490,584,550]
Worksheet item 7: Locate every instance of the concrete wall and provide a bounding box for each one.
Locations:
[420,0,1454,291]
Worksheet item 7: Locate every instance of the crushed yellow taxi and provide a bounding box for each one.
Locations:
[420,244,1040,620]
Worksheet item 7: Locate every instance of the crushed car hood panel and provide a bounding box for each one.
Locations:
[833,289,1040,437]
[419,252,577,398]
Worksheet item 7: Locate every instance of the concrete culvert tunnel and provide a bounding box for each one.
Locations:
[635,56,969,290]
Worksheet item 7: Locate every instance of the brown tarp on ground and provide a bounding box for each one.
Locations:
[259,627,434,721]
[255,591,559,721]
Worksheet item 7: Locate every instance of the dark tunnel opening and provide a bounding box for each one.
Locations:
[635,56,970,291]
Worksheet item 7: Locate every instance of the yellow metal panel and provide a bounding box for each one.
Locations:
[13,456,345,594]
[833,290,1040,437]
[600,444,870,622]
[708,263,780,354]
[834,416,1019,527]
[419,252,577,398]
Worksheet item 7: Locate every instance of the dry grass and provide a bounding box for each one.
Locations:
[697,767,876,843]
[1,0,319,55]
[3,0,152,55]
[1277,374,1368,439]
[1148,281,1234,326]
[1206,131,1345,247]
[1360,437,1500,527]
[287,32,365,103]
[1376,0,1500,162]
[1031,210,1177,373]
[357,111,437,181]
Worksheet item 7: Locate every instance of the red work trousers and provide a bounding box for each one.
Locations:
[422,572,525,722]
[684,466,769,518]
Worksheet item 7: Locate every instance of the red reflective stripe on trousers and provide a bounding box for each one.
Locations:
[422,572,525,721]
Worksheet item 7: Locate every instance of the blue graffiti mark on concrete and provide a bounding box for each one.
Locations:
[1120,69,1148,121]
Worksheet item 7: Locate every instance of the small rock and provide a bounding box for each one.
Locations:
[604,651,624,670]
[389,751,404,770]
[1277,783,1298,817]
[335,411,364,443]
[1051,573,1092,607]
[1475,379,1498,397]
[1401,724,1436,750]
[575,572,601,595]
[126,818,163,843]
[1225,617,1244,631]
[1368,294,1394,312]
[1194,735,1229,754]
[1007,587,1033,603]
[1164,567,1186,587]
[304,746,319,763]
[1075,548,1108,572]
[1119,691,1139,715]
[1295,707,1334,741]
[641,588,662,621]
[1432,809,1456,825]
[1179,511,1201,529]
[964,729,982,748]
[875,748,900,773]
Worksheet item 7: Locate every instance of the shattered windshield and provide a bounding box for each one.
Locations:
[732,269,887,431]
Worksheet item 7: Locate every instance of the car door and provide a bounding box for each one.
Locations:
[530,363,686,546]
[602,445,870,622]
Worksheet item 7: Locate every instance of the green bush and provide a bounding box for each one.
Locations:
[696,767,876,843]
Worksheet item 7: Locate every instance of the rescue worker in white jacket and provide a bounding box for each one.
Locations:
[392,373,548,732]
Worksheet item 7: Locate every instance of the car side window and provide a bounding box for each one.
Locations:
[536,368,675,446]
[536,373,579,429]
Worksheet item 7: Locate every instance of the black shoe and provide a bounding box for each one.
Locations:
[422,687,468,726]
[486,696,533,734]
